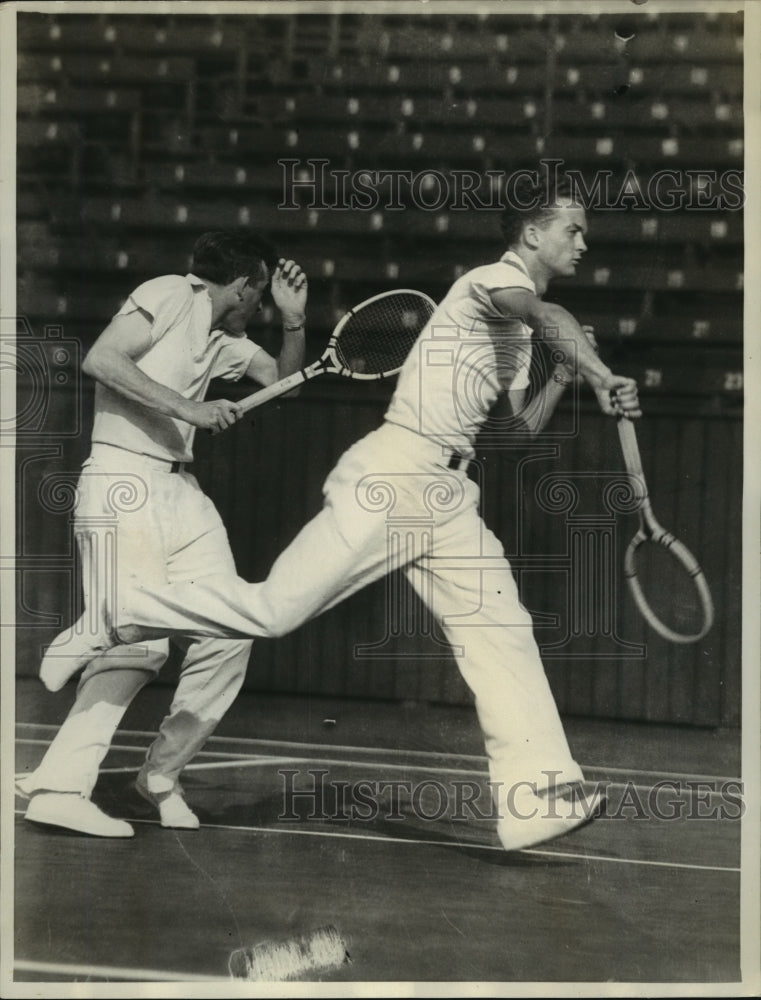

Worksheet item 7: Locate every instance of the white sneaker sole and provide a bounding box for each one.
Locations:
[25,794,134,838]
[136,778,200,830]
[497,789,605,852]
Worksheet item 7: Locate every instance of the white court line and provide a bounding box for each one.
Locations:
[12,805,740,874]
[134,813,742,874]
[14,722,742,784]
[13,958,225,983]
[97,757,299,775]
[14,737,252,759]
[15,739,743,796]
[108,757,747,797]
[521,846,741,873]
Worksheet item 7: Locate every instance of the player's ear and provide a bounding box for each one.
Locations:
[523,222,541,250]
[228,275,249,300]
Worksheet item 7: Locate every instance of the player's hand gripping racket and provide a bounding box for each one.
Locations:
[616,413,714,643]
[236,289,437,415]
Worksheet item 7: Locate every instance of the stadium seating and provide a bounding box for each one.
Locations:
[15,9,744,402]
[18,51,196,83]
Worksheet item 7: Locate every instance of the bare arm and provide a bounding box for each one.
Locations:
[499,325,641,436]
[504,377,570,437]
[82,309,242,433]
[491,287,639,417]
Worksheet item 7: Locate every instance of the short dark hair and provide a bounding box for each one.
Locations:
[191,229,279,286]
[499,171,577,247]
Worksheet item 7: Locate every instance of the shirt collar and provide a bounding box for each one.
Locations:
[185,273,223,338]
[500,251,530,276]
[185,272,209,290]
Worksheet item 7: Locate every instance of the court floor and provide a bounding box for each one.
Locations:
[11,678,747,990]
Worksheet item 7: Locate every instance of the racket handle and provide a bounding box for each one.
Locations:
[237,370,308,415]
[616,415,645,481]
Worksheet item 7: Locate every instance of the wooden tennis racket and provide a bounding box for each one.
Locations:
[617,414,714,644]
[236,288,437,415]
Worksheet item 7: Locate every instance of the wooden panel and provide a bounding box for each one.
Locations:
[13,369,742,729]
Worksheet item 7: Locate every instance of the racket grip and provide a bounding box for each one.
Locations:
[617,415,645,480]
[237,370,308,415]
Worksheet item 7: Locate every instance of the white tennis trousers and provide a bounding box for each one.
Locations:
[28,444,251,797]
[120,422,584,802]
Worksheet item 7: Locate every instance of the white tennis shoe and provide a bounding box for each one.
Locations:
[39,604,118,692]
[136,768,200,830]
[25,792,134,838]
[496,785,604,852]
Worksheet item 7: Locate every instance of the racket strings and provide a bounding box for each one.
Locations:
[333,292,435,376]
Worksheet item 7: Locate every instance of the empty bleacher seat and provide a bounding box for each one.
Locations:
[360,22,550,62]
[18,15,120,52]
[300,58,549,95]
[104,19,247,54]
[16,119,80,146]
[579,311,741,347]
[590,213,743,247]
[17,52,195,84]
[18,84,142,114]
[551,96,742,131]
[626,29,742,63]
[142,162,289,199]
[615,363,743,398]
[18,238,126,272]
[542,134,742,168]
[18,13,249,55]
[626,63,743,96]
[573,260,741,293]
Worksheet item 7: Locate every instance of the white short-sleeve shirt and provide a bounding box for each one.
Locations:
[90,273,261,462]
[384,252,536,458]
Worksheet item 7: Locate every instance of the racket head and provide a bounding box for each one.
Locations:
[624,527,715,644]
[326,289,437,380]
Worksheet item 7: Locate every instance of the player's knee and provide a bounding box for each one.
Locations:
[134,643,171,672]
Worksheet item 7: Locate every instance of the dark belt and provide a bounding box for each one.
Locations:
[447,453,470,472]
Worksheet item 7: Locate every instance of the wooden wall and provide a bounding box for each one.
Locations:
[13,377,742,728]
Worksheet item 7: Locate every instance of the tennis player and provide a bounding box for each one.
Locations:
[22,230,307,837]
[40,172,641,850]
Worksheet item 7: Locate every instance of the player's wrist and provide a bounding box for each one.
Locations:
[585,363,614,389]
[281,314,306,331]
[175,396,199,424]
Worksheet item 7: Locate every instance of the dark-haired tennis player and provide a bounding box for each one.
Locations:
[22,230,307,837]
[40,172,640,850]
